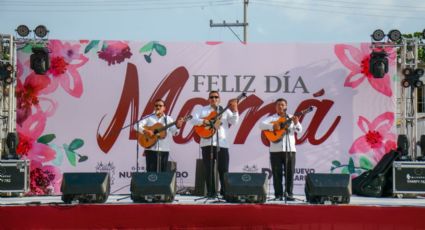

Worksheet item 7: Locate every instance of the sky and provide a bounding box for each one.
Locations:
[0,0,424,43]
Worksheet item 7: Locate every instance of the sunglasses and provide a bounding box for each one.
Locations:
[209,96,219,99]
[154,104,164,107]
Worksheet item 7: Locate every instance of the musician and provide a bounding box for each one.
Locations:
[259,98,302,201]
[135,99,184,172]
[192,91,239,197]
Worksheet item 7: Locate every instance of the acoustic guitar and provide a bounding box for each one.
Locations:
[138,115,192,148]
[194,92,247,139]
[263,106,313,143]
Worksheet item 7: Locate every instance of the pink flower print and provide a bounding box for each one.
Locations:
[16,112,56,163]
[41,40,88,98]
[98,41,132,65]
[349,112,397,162]
[334,43,396,97]
[29,161,62,195]
[16,72,51,124]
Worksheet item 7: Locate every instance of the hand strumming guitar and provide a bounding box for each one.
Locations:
[272,115,299,131]
[143,129,155,137]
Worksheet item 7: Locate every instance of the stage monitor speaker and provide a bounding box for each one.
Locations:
[60,172,110,204]
[130,172,176,203]
[305,173,351,204]
[223,172,267,203]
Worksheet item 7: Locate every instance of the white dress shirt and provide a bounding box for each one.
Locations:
[135,114,180,152]
[192,105,239,148]
[259,113,303,152]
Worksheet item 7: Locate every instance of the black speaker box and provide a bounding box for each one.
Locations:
[60,172,110,204]
[223,172,267,203]
[130,172,176,202]
[305,173,351,204]
[194,159,207,196]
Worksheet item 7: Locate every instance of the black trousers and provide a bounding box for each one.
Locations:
[145,150,169,172]
[270,151,296,197]
[201,146,229,196]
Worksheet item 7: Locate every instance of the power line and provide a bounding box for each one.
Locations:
[252,0,425,20]
[299,0,425,10]
[0,0,236,6]
[0,1,238,12]
[253,0,425,13]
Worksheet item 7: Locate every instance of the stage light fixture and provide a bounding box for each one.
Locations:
[401,67,424,88]
[388,29,402,42]
[3,132,19,160]
[30,47,50,75]
[401,79,411,88]
[414,80,424,88]
[0,62,13,84]
[371,29,385,41]
[402,67,414,76]
[369,51,388,78]
[16,25,30,37]
[415,68,424,77]
[34,25,49,38]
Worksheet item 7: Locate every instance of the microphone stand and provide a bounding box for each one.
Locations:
[284,121,290,204]
[117,112,156,201]
[195,107,224,203]
[283,116,304,203]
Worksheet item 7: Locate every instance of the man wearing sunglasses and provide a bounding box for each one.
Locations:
[135,99,184,172]
[192,91,239,197]
[259,98,302,201]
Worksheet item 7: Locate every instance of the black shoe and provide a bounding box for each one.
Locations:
[275,195,283,201]
[207,193,217,198]
[285,196,295,201]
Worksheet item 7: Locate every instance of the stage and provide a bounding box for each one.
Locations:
[1,194,425,229]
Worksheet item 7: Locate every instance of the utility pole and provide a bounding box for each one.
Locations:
[210,0,249,43]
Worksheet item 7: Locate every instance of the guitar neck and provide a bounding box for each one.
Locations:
[279,107,313,128]
[210,92,246,120]
[212,105,230,120]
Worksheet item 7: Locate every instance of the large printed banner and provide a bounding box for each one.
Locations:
[16,41,397,195]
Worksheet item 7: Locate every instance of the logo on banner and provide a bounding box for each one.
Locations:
[95,162,116,185]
